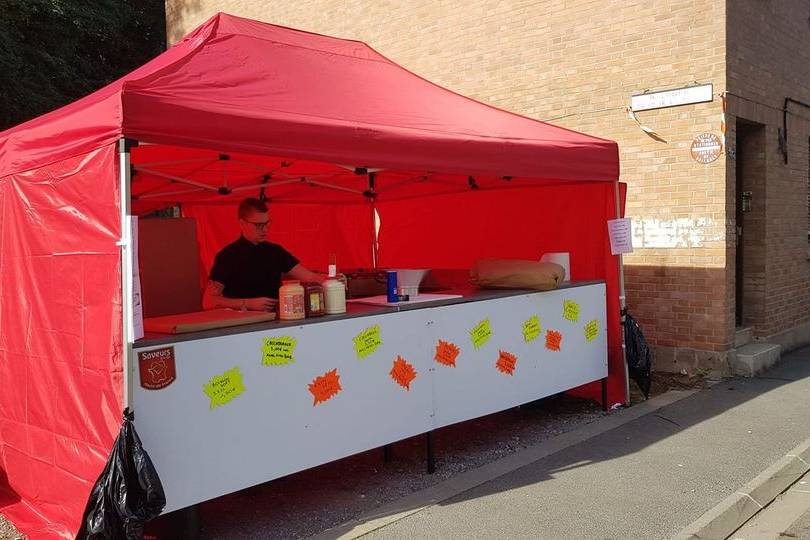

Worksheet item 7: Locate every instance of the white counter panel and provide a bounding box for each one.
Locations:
[427,285,607,429]
[132,283,607,513]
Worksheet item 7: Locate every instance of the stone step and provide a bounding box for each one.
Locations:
[735,326,753,348]
[731,343,782,377]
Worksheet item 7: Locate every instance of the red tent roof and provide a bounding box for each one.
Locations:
[0,13,618,182]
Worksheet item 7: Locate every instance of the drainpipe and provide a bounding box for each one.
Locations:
[781,97,810,164]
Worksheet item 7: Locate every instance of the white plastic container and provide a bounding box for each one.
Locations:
[323,262,346,314]
[393,269,430,297]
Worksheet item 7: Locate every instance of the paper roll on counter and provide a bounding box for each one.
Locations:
[540,252,570,281]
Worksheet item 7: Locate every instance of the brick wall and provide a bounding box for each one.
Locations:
[727,0,810,343]
[736,121,767,330]
[166,1,757,371]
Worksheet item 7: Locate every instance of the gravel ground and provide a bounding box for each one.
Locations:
[0,516,24,540]
[0,373,704,540]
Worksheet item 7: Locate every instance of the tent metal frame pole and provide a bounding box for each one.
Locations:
[135,167,220,192]
[119,138,135,412]
[614,180,630,406]
[136,178,303,200]
[371,202,378,268]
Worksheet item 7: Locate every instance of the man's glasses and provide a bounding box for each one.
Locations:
[242,218,271,230]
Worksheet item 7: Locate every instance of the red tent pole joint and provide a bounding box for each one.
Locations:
[258,174,271,201]
[364,170,379,268]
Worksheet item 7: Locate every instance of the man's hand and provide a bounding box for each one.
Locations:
[287,263,325,283]
[203,280,278,311]
[244,297,277,311]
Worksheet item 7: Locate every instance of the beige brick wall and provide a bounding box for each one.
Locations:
[166,1,762,370]
[727,0,810,343]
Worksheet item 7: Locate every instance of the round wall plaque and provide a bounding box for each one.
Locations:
[690,132,723,164]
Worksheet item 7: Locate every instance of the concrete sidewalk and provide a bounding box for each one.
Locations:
[322,345,810,539]
[731,469,810,539]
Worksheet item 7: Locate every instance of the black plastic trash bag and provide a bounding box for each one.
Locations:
[624,312,652,399]
[77,409,166,539]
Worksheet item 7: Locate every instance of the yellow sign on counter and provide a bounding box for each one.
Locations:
[563,300,581,322]
[470,319,493,350]
[522,315,541,343]
[584,320,600,342]
[354,325,382,360]
[203,367,246,410]
[262,336,297,366]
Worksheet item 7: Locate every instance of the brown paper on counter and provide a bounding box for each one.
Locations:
[144,309,276,334]
[470,259,565,291]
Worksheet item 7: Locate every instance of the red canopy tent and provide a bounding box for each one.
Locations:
[0,13,623,538]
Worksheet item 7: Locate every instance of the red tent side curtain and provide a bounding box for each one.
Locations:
[0,144,123,538]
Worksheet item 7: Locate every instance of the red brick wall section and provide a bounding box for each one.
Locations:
[727,0,810,340]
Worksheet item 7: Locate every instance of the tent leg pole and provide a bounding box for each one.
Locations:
[614,181,630,406]
[162,504,201,539]
[370,202,379,269]
[119,138,135,412]
[601,377,609,411]
[178,504,201,540]
[426,430,435,474]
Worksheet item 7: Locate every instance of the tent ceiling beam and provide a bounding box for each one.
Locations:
[305,178,364,195]
[228,158,277,175]
[136,167,221,192]
[136,187,207,200]
[133,158,223,198]
[229,179,294,195]
[376,174,429,194]
[135,157,216,168]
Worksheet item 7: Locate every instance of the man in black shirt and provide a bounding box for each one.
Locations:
[203,198,322,311]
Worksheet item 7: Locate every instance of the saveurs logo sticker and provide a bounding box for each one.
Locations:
[138,346,177,390]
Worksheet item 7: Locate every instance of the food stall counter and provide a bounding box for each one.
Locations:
[134,280,604,349]
[132,279,608,514]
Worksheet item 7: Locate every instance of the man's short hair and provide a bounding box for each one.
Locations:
[238,198,268,219]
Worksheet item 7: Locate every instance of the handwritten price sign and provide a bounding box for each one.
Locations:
[308,369,342,406]
[390,356,417,390]
[545,330,562,351]
[470,319,493,350]
[435,339,461,367]
[563,300,580,322]
[203,367,246,410]
[584,320,600,342]
[495,350,517,376]
[262,336,297,366]
[354,325,382,360]
[522,316,541,343]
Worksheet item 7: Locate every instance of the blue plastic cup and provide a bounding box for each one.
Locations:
[386,271,399,303]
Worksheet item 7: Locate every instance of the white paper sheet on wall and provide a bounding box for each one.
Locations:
[607,217,634,255]
[131,216,144,340]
